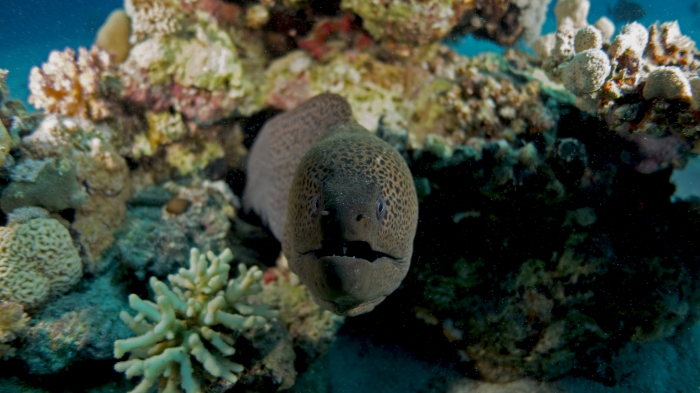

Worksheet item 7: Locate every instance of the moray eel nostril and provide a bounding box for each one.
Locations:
[243,93,418,316]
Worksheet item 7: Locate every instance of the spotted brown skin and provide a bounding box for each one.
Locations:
[244,94,418,316]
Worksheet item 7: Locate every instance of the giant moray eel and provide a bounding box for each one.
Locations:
[243,94,418,316]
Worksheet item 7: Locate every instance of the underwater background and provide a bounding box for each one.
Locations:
[2,0,700,392]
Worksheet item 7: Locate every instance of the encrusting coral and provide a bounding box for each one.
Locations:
[0,301,29,360]
[0,208,83,310]
[0,157,89,214]
[28,45,115,120]
[114,247,278,393]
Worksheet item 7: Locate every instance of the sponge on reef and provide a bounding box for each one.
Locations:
[114,248,278,393]
[0,214,83,309]
[95,9,132,64]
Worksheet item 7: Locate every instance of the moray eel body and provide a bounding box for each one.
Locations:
[244,94,418,316]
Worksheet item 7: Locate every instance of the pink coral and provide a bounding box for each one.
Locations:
[28,45,114,120]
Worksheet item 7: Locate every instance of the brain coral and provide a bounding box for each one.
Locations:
[0,215,83,309]
[114,248,278,393]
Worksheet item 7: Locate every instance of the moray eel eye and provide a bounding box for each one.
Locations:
[376,195,386,220]
[311,194,320,215]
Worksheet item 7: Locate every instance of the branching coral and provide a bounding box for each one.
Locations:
[0,211,83,309]
[114,248,278,393]
[0,301,29,360]
[28,45,114,120]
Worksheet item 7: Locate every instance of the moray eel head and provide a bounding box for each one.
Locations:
[283,127,418,316]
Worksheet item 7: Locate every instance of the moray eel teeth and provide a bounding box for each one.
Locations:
[305,240,398,262]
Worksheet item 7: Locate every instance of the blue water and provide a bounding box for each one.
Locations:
[0,0,121,102]
[3,0,700,106]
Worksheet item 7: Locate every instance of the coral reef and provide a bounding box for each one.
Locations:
[114,248,279,393]
[450,0,553,46]
[340,0,474,56]
[17,269,132,374]
[0,302,29,360]
[262,47,558,147]
[116,179,237,279]
[534,1,700,172]
[119,10,264,126]
[28,46,115,120]
[249,256,345,368]
[0,211,83,309]
[21,115,131,271]
[402,100,700,382]
[0,157,89,214]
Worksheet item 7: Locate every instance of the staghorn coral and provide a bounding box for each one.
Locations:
[28,45,114,120]
[113,248,278,393]
[0,213,83,310]
[0,301,29,360]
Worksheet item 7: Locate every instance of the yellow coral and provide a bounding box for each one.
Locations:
[96,9,133,63]
[28,45,113,120]
[0,217,83,309]
[0,122,9,169]
[0,301,29,359]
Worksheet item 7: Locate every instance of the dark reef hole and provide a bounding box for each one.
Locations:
[240,108,281,149]
[57,208,76,223]
[0,357,135,393]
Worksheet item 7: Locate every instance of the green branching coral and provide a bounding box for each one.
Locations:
[114,248,278,393]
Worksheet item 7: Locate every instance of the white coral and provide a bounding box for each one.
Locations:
[114,248,278,393]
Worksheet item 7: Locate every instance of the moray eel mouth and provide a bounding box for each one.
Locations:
[306,240,400,262]
[297,240,406,316]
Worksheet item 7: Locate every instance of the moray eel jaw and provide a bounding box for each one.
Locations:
[295,247,409,316]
